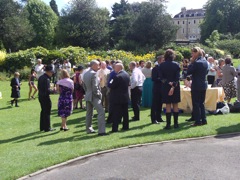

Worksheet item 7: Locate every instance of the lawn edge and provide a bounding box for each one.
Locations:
[17,132,240,180]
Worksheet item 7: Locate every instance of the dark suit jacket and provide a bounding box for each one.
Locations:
[11,78,20,91]
[187,56,209,91]
[109,71,130,104]
[151,66,162,92]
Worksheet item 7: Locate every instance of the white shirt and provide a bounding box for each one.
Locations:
[63,62,71,74]
[130,67,146,89]
[208,62,216,76]
[35,64,44,78]
[97,68,110,88]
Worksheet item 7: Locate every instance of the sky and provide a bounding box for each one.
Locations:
[43,0,208,16]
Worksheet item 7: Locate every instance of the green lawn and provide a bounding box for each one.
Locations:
[0,80,240,180]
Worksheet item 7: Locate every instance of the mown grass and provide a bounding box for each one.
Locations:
[0,80,240,179]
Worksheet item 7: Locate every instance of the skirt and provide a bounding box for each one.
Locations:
[222,79,237,100]
[142,78,153,107]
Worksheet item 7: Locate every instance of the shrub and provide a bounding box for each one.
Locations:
[0,50,7,66]
[43,50,66,65]
[4,51,36,72]
[175,51,184,62]
[217,39,240,58]
[18,66,32,80]
[59,46,88,65]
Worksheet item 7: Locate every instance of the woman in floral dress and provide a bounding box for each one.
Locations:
[56,69,74,131]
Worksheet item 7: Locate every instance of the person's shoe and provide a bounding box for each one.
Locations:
[202,121,208,125]
[44,128,56,132]
[98,133,109,136]
[186,118,195,122]
[15,105,19,107]
[111,130,118,133]
[31,96,35,99]
[157,118,165,122]
[191,123,202,127]
[164,126,171,130]
[10,100,14,106]
[63,128,69,131]
[132,117,139,121]
[174,124,179,129]
[87,127,95,134]
[60,128,64,131]
[152,120,159,124]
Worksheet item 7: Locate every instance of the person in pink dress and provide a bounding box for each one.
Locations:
[73,66,85,109]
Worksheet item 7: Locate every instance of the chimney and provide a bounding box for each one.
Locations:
[181,7,187,13]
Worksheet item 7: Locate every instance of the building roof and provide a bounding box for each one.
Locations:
[174,7,205,18]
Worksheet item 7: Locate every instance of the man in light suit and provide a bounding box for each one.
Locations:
[83,60,107,136]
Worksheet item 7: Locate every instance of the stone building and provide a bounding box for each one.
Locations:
[173,7,205,43]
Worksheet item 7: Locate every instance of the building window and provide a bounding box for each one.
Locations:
[194,20,196,24]
[183,28,184,34]
[183,21,185,24]
[189,21,191,24]
[178,21,179,24]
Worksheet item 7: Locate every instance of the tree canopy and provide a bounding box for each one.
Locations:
[201,0,240,42]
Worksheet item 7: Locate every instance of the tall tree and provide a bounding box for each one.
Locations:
[0,0,21,49]
[110,0,137,47]
[50,0,60,16]
[200,0,240,42]
[56,0,110,49]
[26,0,58,48]
[111,0,177,52]
[2,10,36,51]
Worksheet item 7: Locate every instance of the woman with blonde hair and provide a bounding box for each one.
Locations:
[56,69,74,131]
[142,61,153,107]
[10,72,21,107]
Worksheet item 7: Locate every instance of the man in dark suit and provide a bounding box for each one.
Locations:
[38,65,56,132]
[151,56,165,124]
[109,63,130,132]
[187,47,209,126]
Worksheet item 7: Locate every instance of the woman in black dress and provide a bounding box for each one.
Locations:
[159,49,181,129]
[10,72,21,107]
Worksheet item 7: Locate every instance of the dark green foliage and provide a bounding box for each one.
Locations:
[111,0,177,53]
[26,0,58,48]
[56,0,110,50]
[50,0,60,16]
[201,0,240,42]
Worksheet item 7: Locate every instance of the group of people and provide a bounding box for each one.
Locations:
[10,46,239,135]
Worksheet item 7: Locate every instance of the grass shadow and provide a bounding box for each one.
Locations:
[121,121,193,139]
[0,106,13,110]
[37,133,99,146]
[215,123,240,138]
[14,131,60,143]
[52,116,87,127]
[0,131,42,144]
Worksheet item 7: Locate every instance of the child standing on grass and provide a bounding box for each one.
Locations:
[28,69,38,100]
[10,72,21,107]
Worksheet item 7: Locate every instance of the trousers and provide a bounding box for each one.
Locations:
[39,96,52,131]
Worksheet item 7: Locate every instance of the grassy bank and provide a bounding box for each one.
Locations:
[0,81,239,179]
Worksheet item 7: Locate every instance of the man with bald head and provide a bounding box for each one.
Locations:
[83,60,107,136]
[109,63,130,132]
